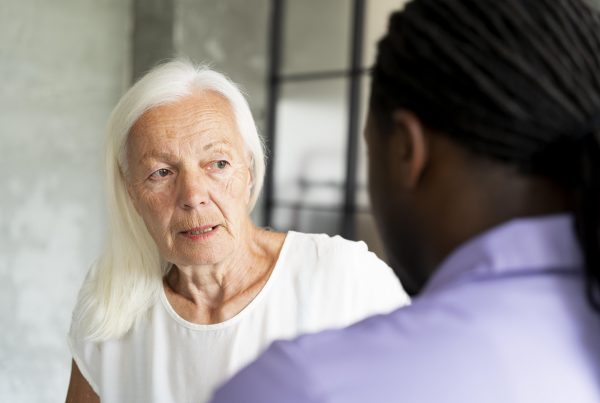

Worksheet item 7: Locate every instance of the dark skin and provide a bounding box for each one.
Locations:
[365,109,572,295]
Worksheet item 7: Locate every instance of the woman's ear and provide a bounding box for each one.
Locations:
[390,110,429,189]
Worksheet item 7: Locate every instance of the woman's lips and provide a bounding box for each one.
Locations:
[180,225,220,240]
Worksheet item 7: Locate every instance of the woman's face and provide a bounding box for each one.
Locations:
[125,91,253,267]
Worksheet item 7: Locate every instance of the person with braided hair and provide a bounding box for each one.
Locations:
[211,0,600,401]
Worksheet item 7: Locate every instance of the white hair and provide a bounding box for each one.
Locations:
[72,59,266,341]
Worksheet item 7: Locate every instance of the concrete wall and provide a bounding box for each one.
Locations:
[174,0,270,127]
[0,0,131,401]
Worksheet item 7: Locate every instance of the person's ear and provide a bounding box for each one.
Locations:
[389,110,429,189]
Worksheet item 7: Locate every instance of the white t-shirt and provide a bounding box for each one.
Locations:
[68,231,409,403]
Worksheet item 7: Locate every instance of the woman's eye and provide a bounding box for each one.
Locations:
[212,160,230,170]
[150,168,172,179]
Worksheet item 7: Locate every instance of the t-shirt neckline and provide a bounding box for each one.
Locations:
[159,231,293,331]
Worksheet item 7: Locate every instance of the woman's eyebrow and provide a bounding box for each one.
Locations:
[203,140,233,151]
[138,152,175,164]
[137,142,233,164]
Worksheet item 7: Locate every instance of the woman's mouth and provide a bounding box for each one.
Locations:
[180,225,220,240]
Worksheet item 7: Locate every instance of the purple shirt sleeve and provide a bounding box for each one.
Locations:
[211,340,321,403]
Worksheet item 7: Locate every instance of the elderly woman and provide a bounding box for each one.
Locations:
[65,60,408,403]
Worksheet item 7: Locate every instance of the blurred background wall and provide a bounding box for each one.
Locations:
[0,0,416,401]
[0,0,130,401]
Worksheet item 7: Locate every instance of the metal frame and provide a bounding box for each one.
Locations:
[263,0,285,229]
[263,0,367,239]
[342,0,367,238]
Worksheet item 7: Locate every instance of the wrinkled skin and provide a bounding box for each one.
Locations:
[126,91,253,268]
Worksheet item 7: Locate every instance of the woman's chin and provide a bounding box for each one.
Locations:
[168,248,233,269]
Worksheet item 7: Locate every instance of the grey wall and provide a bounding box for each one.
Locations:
[174,0,270,132]
[132,0,175,80]
[0,0,131,401]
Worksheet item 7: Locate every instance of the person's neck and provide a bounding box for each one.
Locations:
[401,133,573,295]
[167,254,255,310]
[424,172,572,276]
[164,222,279,324]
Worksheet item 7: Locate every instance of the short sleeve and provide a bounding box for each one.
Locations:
[67,321,101,394]
[296,234,410,332]
[344,239,410,315]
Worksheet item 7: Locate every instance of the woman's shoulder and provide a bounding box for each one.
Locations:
[286,231,369,257]
[278,231,408,330]
[282,231,390,279]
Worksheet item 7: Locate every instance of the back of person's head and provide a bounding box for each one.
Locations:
[370,0,600,309]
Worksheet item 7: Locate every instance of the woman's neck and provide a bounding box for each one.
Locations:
[164,224,286,324]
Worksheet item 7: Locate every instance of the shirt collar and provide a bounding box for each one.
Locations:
[423,214,583,294]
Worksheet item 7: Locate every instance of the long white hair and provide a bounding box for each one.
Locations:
[72,59,265,341]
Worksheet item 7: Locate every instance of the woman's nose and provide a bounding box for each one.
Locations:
[177,171,210,210]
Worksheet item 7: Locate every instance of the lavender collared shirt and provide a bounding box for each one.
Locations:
[212,215,600,403]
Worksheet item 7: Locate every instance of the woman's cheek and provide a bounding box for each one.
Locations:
[139,184,174,215]
[223,167,250,197]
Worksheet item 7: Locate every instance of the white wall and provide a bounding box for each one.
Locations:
[0,0,131,401]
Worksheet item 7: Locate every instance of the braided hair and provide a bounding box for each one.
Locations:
[371,0,600,311]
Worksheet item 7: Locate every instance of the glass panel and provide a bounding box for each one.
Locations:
[273,78,348,207]
[272,206,342,235]
[282,0,352,75]
[363,0,409,67]
[357,75,371,209]
[356,134,370,209]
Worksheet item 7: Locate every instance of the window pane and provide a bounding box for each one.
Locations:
[357,74,371,209]
[273,78,348,207]
[282,0,352,75]
[272,206,342,235]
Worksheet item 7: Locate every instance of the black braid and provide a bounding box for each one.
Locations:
[371,0,600,311]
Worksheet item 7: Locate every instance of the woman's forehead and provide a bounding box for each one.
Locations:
[128,91,244,155]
